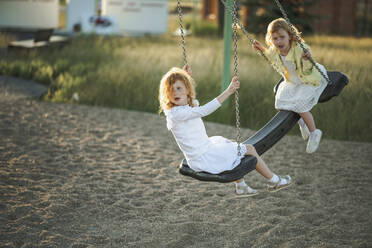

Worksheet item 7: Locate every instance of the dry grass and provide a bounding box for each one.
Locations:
[0,19,371,142]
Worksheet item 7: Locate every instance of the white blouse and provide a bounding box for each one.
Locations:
[280,54,303,85]
[164,98,221,160]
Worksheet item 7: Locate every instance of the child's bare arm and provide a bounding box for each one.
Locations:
[217,76,240,104]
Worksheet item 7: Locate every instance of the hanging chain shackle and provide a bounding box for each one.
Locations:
[273,0,332,85]
[177,0,188,66]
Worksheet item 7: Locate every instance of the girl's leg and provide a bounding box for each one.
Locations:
[299,112,316,132]
[298,117,310,140]
[234,178,257,195]
[299,112,322,153]
[244,144,273,179]
[245,144,292,191]
[234,145,265,195]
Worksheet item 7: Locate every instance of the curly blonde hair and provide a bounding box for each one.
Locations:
[158,67,196,113]
[265,18,304,48]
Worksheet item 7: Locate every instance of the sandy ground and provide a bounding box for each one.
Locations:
[0,76,371,248]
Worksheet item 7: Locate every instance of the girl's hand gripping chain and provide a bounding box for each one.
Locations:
[183,64,192,75]
[252,40,265,52]
[227,76,240,94]
[302,50,311,60]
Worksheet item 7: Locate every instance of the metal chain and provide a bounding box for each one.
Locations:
[273,0,332,85]
[219,0,283,76]
[177,0,188,65]
[232,0,241,156]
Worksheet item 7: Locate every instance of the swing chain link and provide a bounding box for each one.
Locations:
[177,0,188,66]
[273,0,332,85]
[232,0,241,156]
[219,0,283,77]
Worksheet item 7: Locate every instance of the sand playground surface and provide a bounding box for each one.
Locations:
[1,76,371,247]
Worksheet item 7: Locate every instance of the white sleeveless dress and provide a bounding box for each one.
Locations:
[275,55,328,113]
[165,98,246,174]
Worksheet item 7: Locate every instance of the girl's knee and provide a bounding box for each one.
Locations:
[245,144,257,156]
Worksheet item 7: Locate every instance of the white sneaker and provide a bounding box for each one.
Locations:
[299,123,310,140]
[268,175,292,192]
[236,185,258,196]
[306,129,322,153]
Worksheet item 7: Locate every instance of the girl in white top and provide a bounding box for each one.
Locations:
[159,66,292,195]
[253,18,326,153]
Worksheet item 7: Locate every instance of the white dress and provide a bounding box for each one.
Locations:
[275,55,328,113]
[164,98,246,174]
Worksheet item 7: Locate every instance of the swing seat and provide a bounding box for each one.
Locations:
[179,155,257,183]
[178,71,348,183]
[246,71,349,156]
[274,71,349,103]
[176,0,350,184]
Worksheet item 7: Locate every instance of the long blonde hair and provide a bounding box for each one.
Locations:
[265,18,304,48]
[158,67,196,113]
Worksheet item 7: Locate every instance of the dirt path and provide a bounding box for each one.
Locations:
[1,76,371,247]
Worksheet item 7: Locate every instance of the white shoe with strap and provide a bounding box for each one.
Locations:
[236,185,258,196]
[268,175,292,192]
[306,129,322,153]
